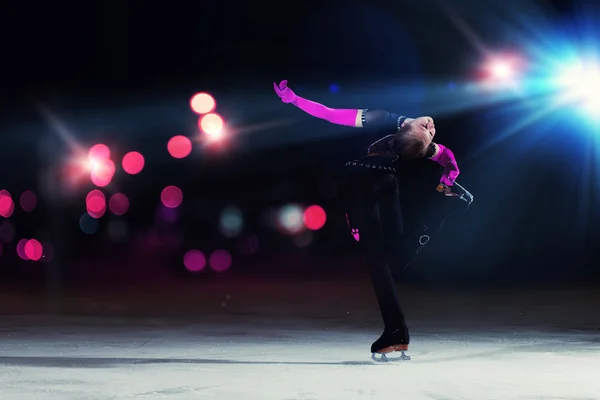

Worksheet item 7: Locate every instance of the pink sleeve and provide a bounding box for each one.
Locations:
[292,96,359,127]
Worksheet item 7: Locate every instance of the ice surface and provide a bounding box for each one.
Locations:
[0,281,599,400]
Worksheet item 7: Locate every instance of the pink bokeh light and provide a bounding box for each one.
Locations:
[20,190,37,212]
[88,144,111,162]
[167,135,193,159]
[86,189,106,218]
[209,249,232,272]
[24,239,43,261]
[198,113,224,138]
[303,205,327,230]
[183,249,207,272]
[122,151,145,175]
[0,190,15,218]
[160,186,183,209]
[16,239,29,260]
[109,193,130,216]
[90,158,116,187]
[190,92,216,115]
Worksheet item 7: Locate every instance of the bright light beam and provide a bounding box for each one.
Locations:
[489,60,514,80]
[471,95,565,158]
[37,104,87,155]
[439,2,490,57]
[554,59,600,119]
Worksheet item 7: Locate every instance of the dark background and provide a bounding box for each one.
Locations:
[0,0,598,295]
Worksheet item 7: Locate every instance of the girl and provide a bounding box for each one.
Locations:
[273,80,460,361]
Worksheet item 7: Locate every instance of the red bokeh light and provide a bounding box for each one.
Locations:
[160,185,183,209]
[199,113,224,137]
[24,239,43,261]
[167,135,193,159]
[0,190,15,218]
[88,144,111,162]
[20,190,37,212]
[183,249,207,272]
[91,158,116,187]
[122,151,145,175]
[303,205,327,230]
[86,189,106,219]
[190,92,216,115]
[108,193,130,216]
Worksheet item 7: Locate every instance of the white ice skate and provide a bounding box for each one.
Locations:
[371,343,411,362]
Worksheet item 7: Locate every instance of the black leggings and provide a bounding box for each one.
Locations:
[343,165,408,333]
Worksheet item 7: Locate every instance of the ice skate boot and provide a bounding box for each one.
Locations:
[370,327,411,362]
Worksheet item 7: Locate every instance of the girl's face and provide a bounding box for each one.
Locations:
[407,116,436,141]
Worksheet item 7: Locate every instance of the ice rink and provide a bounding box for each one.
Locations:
[1,279,599,400]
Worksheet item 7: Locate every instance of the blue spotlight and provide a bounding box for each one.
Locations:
[553,58,600,120]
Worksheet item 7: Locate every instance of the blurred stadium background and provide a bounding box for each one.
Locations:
[1,0,599,296]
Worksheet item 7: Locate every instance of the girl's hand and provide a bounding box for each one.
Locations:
[273,80,297,103]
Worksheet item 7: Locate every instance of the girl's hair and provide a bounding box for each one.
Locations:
[392,125,431,160]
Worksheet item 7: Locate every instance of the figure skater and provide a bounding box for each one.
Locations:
[273,80,460,361]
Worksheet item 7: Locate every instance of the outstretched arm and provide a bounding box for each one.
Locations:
[274,80,410,130]
[292,96,363,127]
[273,80,361,127]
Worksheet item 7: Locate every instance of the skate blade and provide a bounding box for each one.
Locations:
[371,350,411,362]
